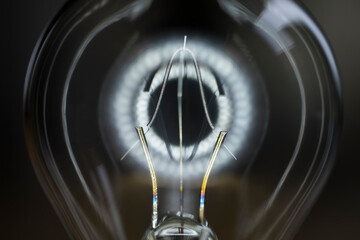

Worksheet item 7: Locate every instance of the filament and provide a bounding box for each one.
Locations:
[146,40,213,130]
[145,38,236,159]
[199,131,228,225]
[135,126,158,228]
[121,37,237,161]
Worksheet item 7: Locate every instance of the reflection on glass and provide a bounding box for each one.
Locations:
[24,0,341,239]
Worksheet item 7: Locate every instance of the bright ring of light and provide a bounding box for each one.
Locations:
[111,37,255,178]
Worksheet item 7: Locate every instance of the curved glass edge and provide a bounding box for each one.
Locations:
[23,1,111,239]
[23,0,343,239]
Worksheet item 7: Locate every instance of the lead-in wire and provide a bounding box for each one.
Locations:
[199,131,228,225]
[135,126,158,229]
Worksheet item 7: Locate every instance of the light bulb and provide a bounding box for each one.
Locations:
[24,0,341,239]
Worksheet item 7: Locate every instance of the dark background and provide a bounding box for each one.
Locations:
[2,0,360,239]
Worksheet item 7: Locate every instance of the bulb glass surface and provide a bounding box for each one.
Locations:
[24,0,341,239]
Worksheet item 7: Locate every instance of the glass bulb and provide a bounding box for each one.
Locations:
[24,0,341,239]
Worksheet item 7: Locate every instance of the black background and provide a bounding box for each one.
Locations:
[2,0,360,239]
